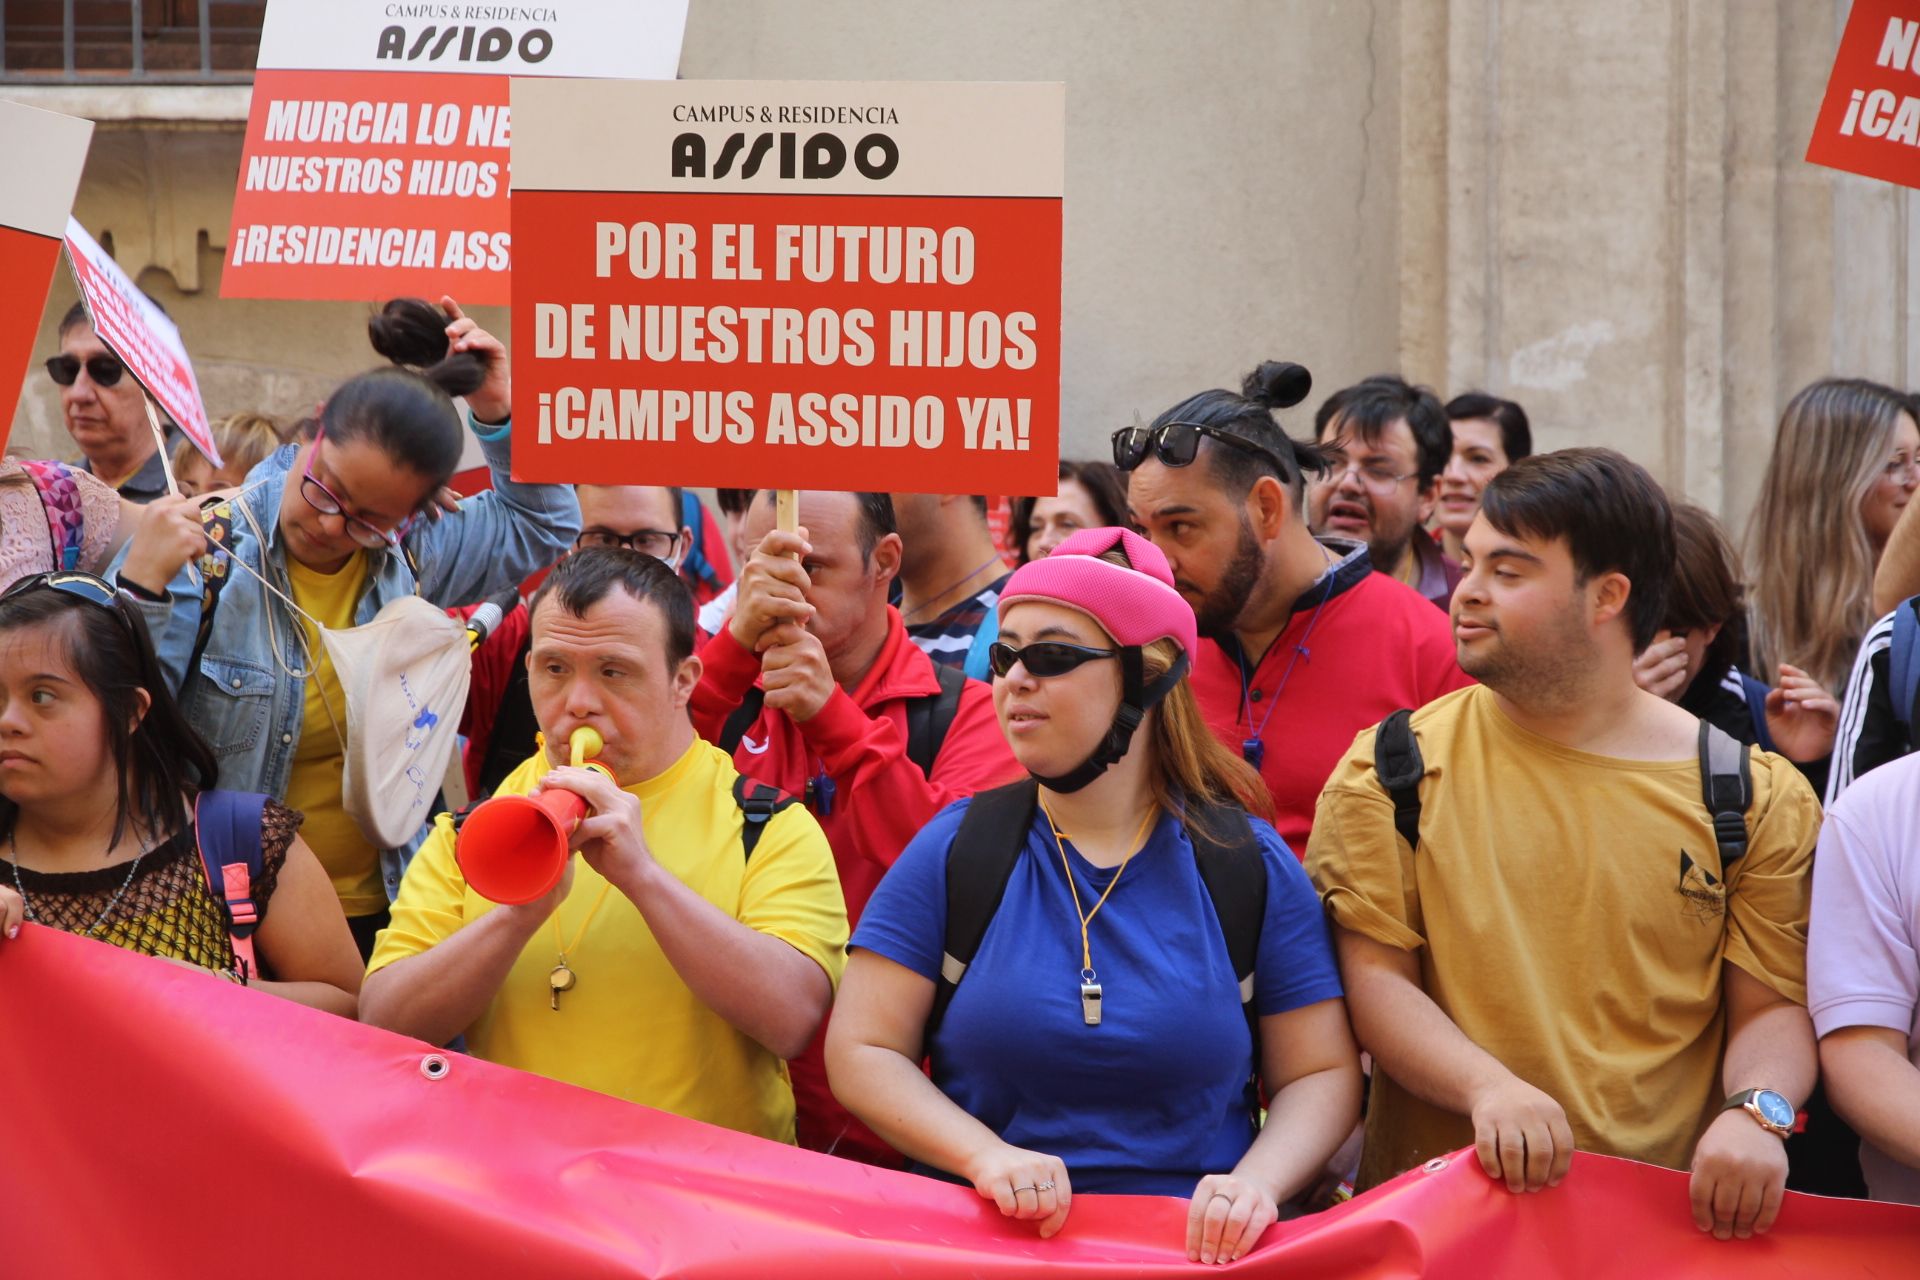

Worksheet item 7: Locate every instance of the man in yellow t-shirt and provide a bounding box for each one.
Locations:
[1306,449,1820,1243]
[362,549,848,1143]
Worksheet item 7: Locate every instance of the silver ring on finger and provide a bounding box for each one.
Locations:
[1036,1179,1055,1192]
[1012,1185,1038,1195]
[1209,1191,1234,1204]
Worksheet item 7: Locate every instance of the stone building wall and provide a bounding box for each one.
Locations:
[5,1,1903,534]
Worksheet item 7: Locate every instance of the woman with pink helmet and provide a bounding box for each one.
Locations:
[828,527,1360,1265]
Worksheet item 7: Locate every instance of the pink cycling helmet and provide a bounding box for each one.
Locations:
[996,527,1198,792]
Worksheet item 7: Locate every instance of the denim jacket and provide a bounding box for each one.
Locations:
[119,415,579,901]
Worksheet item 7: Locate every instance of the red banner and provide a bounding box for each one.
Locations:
[1806,0,1920,190]
[2,923,1914,1277]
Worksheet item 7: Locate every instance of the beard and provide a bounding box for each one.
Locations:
[1187,518,1266,640]
[1457,601,1596,705]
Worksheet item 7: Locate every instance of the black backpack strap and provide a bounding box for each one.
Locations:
[928,779,1038,1042]
[1374,709,1426,853]
[905,663,968,780]
[1188,801,1268,1046]
[1698,720,1753,865]
[716,687,768,756]
[733,775,800,862]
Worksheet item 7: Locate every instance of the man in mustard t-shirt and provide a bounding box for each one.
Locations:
[1307,449,1820,1242]
[362,549,848,1143]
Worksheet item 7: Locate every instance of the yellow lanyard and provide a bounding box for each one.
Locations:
[1041,799,1158,982]
[546,875,614,1010]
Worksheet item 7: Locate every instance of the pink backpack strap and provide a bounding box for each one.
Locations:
[192,790,270,983]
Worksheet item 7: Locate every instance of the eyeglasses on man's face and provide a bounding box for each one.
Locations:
[574,528,680,559]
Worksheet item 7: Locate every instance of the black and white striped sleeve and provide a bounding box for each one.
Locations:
[1827,608,1910,806]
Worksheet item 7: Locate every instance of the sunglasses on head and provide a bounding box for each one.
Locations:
[987,640,1121,679]
[44,354,126,388]
[1111,420,1292,479]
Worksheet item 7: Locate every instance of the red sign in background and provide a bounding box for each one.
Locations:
[510,190,1062,495]
[3,924,1916,1278]
[1806,0,1920,190]
[0,226,62,454]
[224,69,513,302]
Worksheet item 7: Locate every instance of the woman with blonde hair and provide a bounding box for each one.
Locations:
[1747,377,1919,693]
[171,412,288,497]
[827,527,1359,1265]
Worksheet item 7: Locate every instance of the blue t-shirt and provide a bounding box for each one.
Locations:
[850,799,1343,1196]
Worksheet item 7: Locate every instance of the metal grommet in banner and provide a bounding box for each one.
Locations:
[419,1053,451,1081]
[1422,1157,1450,1174]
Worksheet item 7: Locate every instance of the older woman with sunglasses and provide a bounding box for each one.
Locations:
[0,571,362,1011]
[827,528,1359,1266]
[112,297,577,957]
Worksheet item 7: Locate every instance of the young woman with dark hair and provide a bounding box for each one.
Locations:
[113,297,579,957]
[1632,503,1837,770]
[1007,460,1132,564]
[827,528,1358,1265]
[1436,391,1531,561]
[0,573,361,1013]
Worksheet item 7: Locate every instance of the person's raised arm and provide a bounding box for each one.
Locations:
[406,297,579,607]
[1336,928,1575,1193]
[1873,494,1920,616]
[826,949,1072,1238]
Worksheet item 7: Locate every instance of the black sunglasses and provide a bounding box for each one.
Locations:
[45,354,126,389]
[988,640,1121,679]
[1112,421,1291,479]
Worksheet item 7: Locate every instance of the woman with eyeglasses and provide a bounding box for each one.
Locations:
[112,297,579,958]
[826,528,1359,1265]
[1746,378,1920,696]
[0,572,362,1012]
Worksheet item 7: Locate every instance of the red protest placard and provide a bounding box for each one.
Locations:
[0,102,93,455]
[509,80,1063,497]
[222,0,688,304]
[65,217,218,467]
[1806,0,1920,189]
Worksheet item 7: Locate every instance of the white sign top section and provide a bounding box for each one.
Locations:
[258,0,688,79]
[0,101,94,239]
[511,79,1066,198]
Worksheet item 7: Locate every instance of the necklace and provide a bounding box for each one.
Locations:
[1236,544,1338,771]
[1040,799,1159,1026]
[547,875,616,1011]
[901,553,1004,622]
[7,828,151,940]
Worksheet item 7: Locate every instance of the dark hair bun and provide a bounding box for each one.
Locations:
[1242,361,1312,410]
[368,297,489,399]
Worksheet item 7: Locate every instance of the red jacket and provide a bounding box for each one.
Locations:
[693,607,1020,923]
[692,607,1021,1164]
[1192,544,1472,856]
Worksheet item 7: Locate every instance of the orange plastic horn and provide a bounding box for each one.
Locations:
[456,728,607,905]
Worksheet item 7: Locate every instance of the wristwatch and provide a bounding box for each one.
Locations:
[1722,1088,1795,1138]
